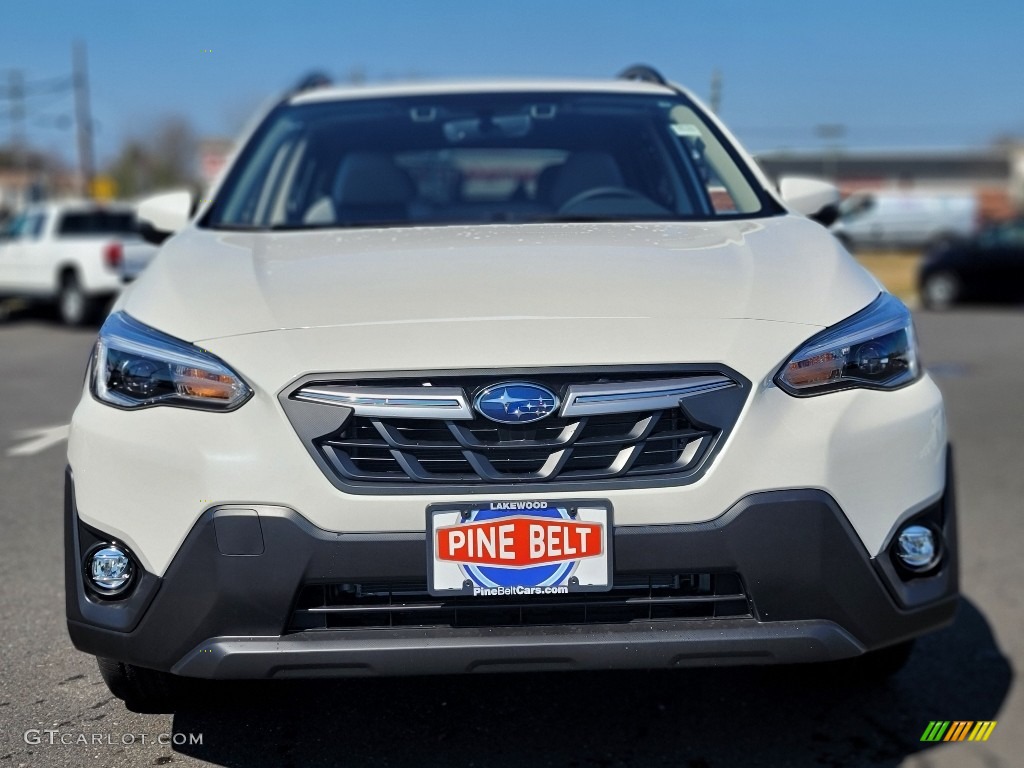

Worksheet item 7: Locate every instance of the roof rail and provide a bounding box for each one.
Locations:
[617,64,668,86]
[283,71,333,101]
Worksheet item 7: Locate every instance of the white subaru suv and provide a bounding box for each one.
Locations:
[66,67,957,708]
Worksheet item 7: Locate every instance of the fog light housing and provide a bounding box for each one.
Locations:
[895,524,941,573]
[85,543,134,597]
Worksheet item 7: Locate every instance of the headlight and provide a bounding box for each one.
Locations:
[91,312,252,410]
[776,293,920,396]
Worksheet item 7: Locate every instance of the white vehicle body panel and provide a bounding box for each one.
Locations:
[71,215,943,579]
[123,216,879,343]
[69,357,945,578]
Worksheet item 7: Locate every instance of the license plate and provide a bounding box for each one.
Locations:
[426,500,613,597]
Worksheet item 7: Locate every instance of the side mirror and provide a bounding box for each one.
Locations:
[136,190,193,245]
[779,177,841,227]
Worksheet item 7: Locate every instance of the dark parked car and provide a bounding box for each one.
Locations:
[919,219,1024,309]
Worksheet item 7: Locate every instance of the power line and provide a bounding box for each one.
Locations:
[0,67,76,161]
[0,74,73,99]
[0,65,78,186]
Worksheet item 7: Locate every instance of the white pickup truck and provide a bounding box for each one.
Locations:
[0,201,158,325]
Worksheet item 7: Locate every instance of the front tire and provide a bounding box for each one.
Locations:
[58,272,99,326]
[97,657,179,711]
[921,271,961,310]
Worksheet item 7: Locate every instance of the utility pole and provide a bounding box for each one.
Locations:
[709,69,722,114]
[72,41,95,197]
[5,70,26,170]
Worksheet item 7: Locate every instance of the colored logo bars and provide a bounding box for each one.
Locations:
[920,721,997,742]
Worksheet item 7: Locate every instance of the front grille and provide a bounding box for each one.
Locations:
[287,572,751,631]
[281,368,749,490]
[322,409,712,484]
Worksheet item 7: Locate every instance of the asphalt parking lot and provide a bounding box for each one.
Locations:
[0,306,1020,768]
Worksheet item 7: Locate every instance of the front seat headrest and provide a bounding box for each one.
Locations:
[334,152,416,206]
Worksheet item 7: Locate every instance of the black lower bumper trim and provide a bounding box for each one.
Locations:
[65,454,959,679]
[170,619,864,678]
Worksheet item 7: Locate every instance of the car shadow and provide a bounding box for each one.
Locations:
[169,597,1010,768]
[0,299,106,328]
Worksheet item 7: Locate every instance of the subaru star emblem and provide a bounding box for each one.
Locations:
[474,382,560,424]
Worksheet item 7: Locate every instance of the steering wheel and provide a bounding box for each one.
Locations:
[557,186,651,213]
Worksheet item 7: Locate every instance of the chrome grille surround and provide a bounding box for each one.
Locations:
[279,366,750,494]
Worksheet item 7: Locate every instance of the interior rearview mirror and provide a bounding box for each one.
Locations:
[779,177,841,227]
[136,190,193,245]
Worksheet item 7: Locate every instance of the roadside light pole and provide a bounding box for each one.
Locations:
[72,41,95,198]
[815,123,846,183]
[709,69,722,114]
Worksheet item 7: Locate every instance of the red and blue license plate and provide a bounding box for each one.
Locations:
[427,500,612,597]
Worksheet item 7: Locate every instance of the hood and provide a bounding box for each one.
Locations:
[126,217,879,346]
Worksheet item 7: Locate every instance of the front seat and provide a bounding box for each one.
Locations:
[305,152,417,226]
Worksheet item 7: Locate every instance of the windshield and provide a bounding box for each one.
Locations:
[204,91,778,230]
[58,210,138,236]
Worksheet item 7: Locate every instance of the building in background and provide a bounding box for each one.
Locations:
[198,138,234,191]
[756,143,1024,222]
[0,145,80,222]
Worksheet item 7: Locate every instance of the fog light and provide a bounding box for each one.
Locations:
[86,544,134,595]
[896,524,940,572]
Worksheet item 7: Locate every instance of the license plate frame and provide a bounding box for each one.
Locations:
[426,499,613,597]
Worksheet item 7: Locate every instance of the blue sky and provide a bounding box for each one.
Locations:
[2,0,1022,165]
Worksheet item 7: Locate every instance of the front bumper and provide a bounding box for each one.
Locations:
[65,457,959,679]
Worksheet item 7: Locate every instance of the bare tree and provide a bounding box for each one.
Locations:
[106,115,199,198]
